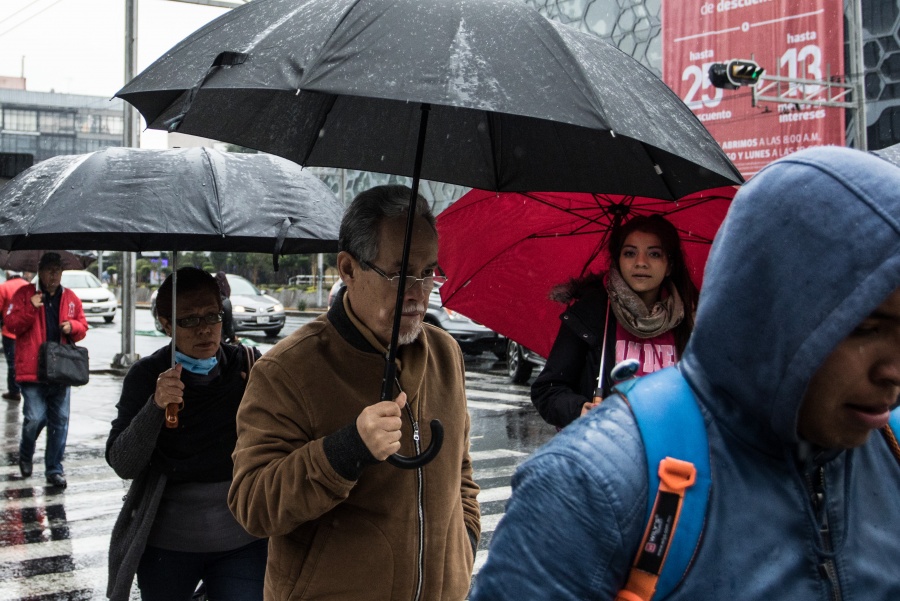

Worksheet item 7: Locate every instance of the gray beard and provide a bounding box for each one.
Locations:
[397,320,424,346]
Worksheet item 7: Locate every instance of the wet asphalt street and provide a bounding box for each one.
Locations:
[0,309,555,600]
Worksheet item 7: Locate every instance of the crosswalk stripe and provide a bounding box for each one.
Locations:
[472,464,517,481]
[470,449,526,461]
[478,486,512,504]
[0,534,110,564]
[466,389,531,403]
[0,487,125,514]
[467,400,521,412]
[0,565,106,601]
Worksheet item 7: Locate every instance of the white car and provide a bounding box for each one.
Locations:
[150,273,286,337]
[58,270,117,323]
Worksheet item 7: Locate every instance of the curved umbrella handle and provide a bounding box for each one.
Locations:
[387,419,444,470]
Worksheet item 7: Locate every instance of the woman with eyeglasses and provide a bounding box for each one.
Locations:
[105,267,266,601]
[531,215,699,429]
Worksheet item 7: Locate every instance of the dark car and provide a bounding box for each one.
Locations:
[151,273,286,337]
[425,284,505,357]
[506,339,547,384]
[328,280,503,356]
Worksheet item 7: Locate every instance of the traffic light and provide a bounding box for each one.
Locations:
[708,60,764,90]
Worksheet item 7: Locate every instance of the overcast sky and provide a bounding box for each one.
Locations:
[0,0,232,147]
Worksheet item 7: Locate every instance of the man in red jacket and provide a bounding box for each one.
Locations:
[5,253,88,489]
[0,271,30,401]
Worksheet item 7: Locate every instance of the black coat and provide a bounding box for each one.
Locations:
[530,283,617,428]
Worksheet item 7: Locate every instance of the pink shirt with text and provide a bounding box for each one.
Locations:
[614,324,677,376]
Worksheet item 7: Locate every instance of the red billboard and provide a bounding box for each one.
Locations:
[662,1,845,177]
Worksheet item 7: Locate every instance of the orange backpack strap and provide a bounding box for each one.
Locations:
[611,367,711,601]
[615,458,697,601]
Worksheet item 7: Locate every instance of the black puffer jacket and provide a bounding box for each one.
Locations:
[530,279,616,428]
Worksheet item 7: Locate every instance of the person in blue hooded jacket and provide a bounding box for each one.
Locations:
[471,145,900,600]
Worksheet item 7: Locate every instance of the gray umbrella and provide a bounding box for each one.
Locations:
[0,146,343,427]
[0,146,341,257]
[872,143,900,167]
[117,0,744,468]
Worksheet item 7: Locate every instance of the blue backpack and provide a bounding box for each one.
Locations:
[610,366,900,601]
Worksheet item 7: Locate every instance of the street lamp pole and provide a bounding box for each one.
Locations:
[113,0,140,369]
[847,0,868,150]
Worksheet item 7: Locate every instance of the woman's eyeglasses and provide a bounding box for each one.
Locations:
[175,312,224,328]
[362,261,436,291]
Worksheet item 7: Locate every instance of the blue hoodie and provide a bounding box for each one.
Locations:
[471,146,900,600]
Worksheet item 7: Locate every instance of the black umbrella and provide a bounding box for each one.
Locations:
[117,0,743,468]
[116,0,740,199]
[0,146,341,257]
[0,146,343,427]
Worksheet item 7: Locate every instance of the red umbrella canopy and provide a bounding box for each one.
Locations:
[437,186,737,359]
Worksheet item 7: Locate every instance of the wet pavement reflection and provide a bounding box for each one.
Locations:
[0,313,555,600]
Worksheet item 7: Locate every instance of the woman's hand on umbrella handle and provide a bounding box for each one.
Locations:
[154,364,184,427]
[581,399,601,417]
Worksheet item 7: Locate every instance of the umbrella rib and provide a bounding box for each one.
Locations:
[200,147,225,236]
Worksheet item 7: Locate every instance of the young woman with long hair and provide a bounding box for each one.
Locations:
[531,214,699,428]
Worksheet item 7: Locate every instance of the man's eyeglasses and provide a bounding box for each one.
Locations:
[363,261,436,291]
[175,312,225,328]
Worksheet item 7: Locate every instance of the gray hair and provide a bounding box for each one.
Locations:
[339,185,436,265]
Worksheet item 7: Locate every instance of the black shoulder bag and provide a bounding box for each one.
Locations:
[39,335,90,386]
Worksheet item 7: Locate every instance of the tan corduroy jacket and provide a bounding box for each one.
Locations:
[229,299,480,601]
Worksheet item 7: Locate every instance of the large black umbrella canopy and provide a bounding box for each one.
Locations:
[0,146,342,255]
[116,0,743,199]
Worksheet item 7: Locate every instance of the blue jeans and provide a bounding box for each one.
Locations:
[137,538,268,601]
[19,382,71,476]
[2,335,18,394]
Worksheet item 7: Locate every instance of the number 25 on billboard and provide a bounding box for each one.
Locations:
[682,62,724,110]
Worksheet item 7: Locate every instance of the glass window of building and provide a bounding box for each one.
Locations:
[1,133,38,156]
[2,109,39,132]
[38,135,75,157]
[39,111,76,134]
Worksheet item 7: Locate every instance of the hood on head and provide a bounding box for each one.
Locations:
[681,146,900,451]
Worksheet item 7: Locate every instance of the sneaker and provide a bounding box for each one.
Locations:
[18,458,32,478]
[2,392,21,401]
[46,473,67,489]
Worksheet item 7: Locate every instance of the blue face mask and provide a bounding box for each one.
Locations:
[175,350,219,375]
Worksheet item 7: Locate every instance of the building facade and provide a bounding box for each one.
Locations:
[0,87,125,164]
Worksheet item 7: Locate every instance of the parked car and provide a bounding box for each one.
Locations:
[425,284,505,357]
[151,273,285,337]
[327,280,503,356]
[36,270,117,323]
[506,339,546,384]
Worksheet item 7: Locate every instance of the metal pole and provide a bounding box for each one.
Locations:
[113,0,140,369]
[847,0,868,150]
[316,253,324,307]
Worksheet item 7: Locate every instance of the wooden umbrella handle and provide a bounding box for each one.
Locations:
[165,403,180,428]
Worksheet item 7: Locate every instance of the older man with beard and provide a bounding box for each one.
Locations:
[229,185,480,601]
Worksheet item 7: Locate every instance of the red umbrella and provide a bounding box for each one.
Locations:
[437,186,737,359]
